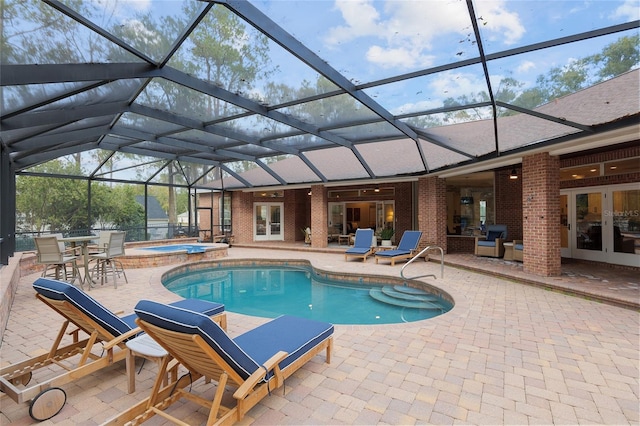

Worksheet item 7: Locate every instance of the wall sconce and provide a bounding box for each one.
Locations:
[374,186,380,192]
[307,190,312,196]
[510,168,518,180]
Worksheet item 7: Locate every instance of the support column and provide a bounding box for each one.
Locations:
[417,176,447,252]
[522,153,561,276]
[310,185,327,248]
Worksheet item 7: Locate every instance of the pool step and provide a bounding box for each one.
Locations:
[369,288,443,310]
[382,285,440,302]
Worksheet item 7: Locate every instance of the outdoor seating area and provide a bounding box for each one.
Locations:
[0,278,226,421]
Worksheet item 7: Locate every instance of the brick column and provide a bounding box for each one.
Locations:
[232,192,253,244]
[522,153,561,276]
[310,185,328,248]
[418,176,447,252]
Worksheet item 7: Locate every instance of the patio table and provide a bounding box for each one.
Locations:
[57,235,97,290]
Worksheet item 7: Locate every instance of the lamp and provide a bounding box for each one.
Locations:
[374,186,380,192]
[510,168,518,180]
[307,190,312,196]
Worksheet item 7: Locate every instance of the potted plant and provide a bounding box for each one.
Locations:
[380,227,394,246]
[301,227,311,244]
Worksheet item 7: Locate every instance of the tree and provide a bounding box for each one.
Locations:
[16,160,88,233]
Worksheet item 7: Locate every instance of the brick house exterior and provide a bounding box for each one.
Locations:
[198,141,638,277]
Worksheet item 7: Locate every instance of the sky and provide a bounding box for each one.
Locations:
[250,0,639,113]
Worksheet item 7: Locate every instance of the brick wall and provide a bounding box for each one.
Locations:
[310,185,328,247]
[495,167,523,241]
[417,176,447,251]
[393,182,414,238]
[232,192,254,244]
[522,153,561,276]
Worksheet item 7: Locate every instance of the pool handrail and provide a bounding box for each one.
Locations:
[400,245,444,280]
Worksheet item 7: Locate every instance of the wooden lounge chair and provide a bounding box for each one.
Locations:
[106,300,334,426]
[344,228,375,262]
[0,278,225,421]
[375,230,423,266]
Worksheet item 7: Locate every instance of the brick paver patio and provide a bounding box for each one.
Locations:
[1,247,638,425]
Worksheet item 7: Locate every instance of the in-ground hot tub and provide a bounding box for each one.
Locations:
[119,240,228,269]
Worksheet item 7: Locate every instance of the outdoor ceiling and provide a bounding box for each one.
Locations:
[1,0,638,191]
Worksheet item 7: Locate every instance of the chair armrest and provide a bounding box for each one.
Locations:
[233,350,288,399]
[103,327,142,349]
[62,247,81,256]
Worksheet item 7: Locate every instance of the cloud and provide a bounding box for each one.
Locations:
[611,0,640,20]
[473,0,525,45]
[516,60,536,73]
[325,0,524,71]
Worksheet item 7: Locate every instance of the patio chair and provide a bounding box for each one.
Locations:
[375,230,423,266]
[0,278,226,421]
[34,235,81,286]
[344,228,375,262]
[513,239,524,261]
[107,300,334,426]
[474,224,508,258]
[88,231,127,288]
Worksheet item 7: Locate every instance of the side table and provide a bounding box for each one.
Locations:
[126,334,172,394]
[503,242,514,261]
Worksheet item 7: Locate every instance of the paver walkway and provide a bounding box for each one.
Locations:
[1,247,638,425]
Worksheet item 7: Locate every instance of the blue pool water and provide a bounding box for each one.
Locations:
[163,265,452,325]
[142,244,208,254]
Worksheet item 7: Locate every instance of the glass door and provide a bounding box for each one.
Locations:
[560,194,570,257]
[562,184,639,267]
[254,203,283,241]
[328,203,345,236]
[610,187,640,265]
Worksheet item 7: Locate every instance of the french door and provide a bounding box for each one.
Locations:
[254,203,283,241]
[561,184,639,267]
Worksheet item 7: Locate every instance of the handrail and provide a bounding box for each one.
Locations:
[400,245,444,280]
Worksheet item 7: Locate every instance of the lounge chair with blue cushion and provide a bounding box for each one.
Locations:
[344,228,375,262]
[375,230,423,266]
[107,300,334,426]
[0,278,225,421]
[474,224,508,258]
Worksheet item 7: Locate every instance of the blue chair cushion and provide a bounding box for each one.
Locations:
[234,315,333,373]
[34,278,224,337]
[134,300,333,381]
[477,240,497,247]
[514,243,524,251]
[345,247,371,255]
[485,231,502,241]
[376,250,410,257]
[34,278,132,337]
[352,229,374,249]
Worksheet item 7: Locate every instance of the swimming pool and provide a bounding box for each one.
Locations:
[162,261,453,325]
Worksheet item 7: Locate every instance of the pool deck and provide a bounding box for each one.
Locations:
[1,246,638,425]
